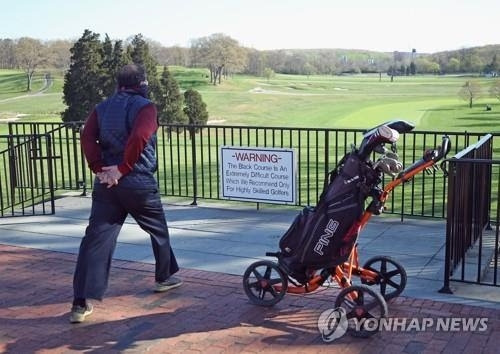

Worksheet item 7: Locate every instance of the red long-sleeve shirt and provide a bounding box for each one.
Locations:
[81,103,158,176]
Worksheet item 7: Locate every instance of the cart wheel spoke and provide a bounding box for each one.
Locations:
[268,286,278,298]
[264,266,272,279]
[269,278,283,285]
[381,260,387,274]
[386,279,400,289]
[386,269,400,278]
[252,269,263,281]
[248,280,259,288]
[380,282,387,295]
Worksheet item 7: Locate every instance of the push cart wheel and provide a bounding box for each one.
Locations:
[243,260,288,307]
[361,256,407,300]
[334,285,388,338]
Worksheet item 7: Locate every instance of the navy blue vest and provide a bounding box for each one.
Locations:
[95,91,158,189]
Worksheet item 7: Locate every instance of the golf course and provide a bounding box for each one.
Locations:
[1,67,499,133]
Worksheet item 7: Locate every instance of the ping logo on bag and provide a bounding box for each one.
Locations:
[313,219,340,256]
[343,175,360,185]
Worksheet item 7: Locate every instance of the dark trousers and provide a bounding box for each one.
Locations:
[73,184,179,300]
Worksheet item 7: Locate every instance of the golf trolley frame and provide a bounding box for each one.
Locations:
[243,121,451,336]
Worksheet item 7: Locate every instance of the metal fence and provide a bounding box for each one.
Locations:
[440,134,500,290]
[6,122,88,192]
[0,133,55,217]
[2,122,498,219]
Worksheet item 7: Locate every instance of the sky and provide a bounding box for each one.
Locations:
[1,0,499,53]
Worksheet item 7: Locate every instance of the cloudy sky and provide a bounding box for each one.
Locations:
[2,0,499,53]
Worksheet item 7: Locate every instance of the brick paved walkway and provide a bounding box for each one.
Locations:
[1,244,499,354]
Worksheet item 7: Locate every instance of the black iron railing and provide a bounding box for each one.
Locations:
[153,124,492,219]
[440,134,500,291]
[2,122,498,219]
[7,122,88,192]
[0,133,55,217]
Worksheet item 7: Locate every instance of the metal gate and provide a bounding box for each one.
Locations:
[440,134,500,291]
[0,134,55,217]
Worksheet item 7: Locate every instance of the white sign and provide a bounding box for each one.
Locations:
[220,146,296,204]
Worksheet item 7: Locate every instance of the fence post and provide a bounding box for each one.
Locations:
[7,135,16,213]
[485,137,493,230]
[45,134,56,214]
[190,124,198,206]
[70,123,81,192]
[76,123,87,196]
[439,159,454,294]
[324,132,329,190]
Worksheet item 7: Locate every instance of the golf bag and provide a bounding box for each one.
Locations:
[278,152,380,283]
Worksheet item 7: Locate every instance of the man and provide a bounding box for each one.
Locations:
[71,64,182,323]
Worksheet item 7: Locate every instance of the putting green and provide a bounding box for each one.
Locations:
[335,99,473,130]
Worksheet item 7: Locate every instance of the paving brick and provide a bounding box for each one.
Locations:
[2,244,500,353]
[422,339,448,354]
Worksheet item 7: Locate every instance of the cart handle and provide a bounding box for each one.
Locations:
[396,135,451,180]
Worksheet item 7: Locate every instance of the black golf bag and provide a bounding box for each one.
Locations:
[278,152,380,283]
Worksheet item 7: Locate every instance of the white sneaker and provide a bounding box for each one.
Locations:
[154,276,183,292]
[70,302,93,323]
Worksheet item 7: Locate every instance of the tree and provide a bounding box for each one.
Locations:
[470,55,484,73]
[15,37,45,91]
[263,67,275,81]
[190,33,245,85]
[415,57,440,74]
[283,52,307,74]
[447,58,460,73]
[428,62,441,74]
[158,66,186,124]
[0,39,16,69]
[100,35,115,97]
[46,39,72,69]
[458,81,481,108]
[127,34,162,104]
[458,49,484,73]
[246,49,265,76]
[183,89,208,126]
[303,62,316,78]
[62,30,104,122]
[484,54,498,74]
[490,80,500,101]
[100,35,127,97]
[155,45,189,66]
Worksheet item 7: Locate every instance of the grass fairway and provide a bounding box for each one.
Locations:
[0,69,65,128]
[194,72,499,131]
[1,67,499,132]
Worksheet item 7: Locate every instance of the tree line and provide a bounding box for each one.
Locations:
[1,31,499,117]
[2,34,499,82]
[61,30,207,124]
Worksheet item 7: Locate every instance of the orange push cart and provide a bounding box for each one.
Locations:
[242,121,451,336]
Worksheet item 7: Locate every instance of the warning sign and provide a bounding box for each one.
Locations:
[220,146,296,204]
